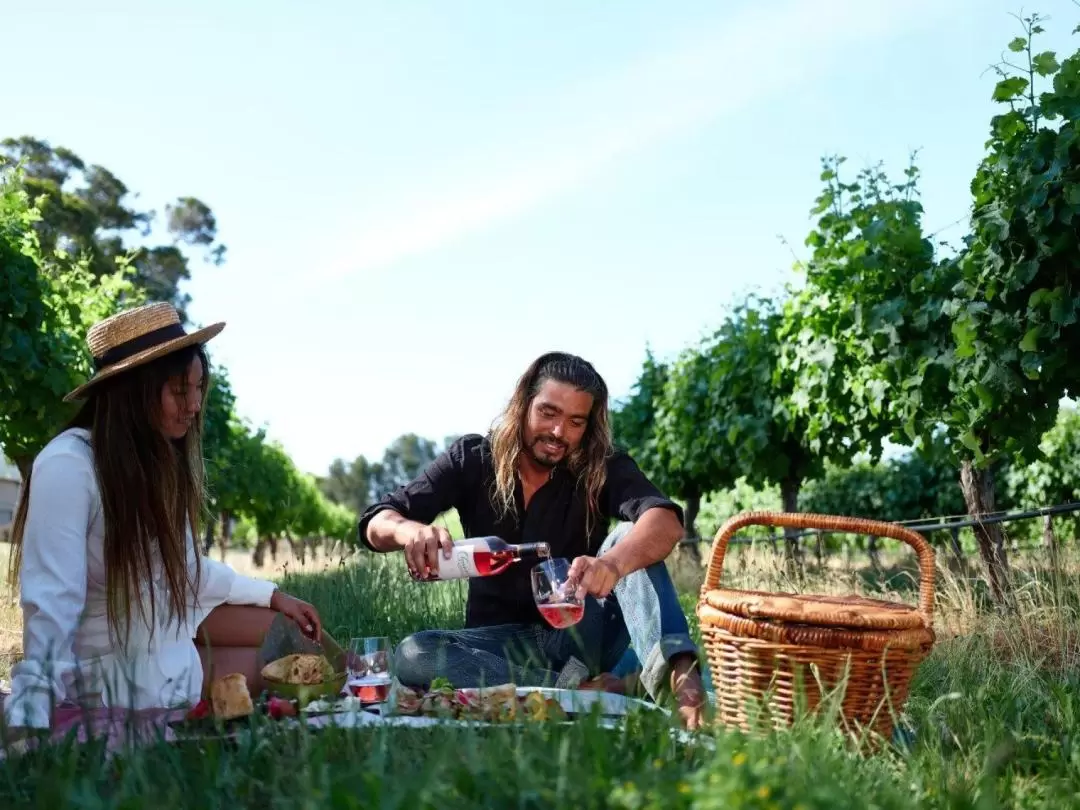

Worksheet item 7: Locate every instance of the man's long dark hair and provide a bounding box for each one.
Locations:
[7,344,210,647]
[488,351,613,536]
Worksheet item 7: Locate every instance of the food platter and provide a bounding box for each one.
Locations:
[303,679,664,731]
[163,640,670,741]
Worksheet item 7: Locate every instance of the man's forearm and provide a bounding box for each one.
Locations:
[366,509,419,552]
[603,507,684,577]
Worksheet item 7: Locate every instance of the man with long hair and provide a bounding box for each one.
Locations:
[359,351,706,728]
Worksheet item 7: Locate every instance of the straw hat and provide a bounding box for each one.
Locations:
[64,302,225,402]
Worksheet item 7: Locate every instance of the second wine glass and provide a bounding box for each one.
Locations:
[531,558,585,629]
[346,636,393,704]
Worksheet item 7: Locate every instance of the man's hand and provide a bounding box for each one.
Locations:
[270,591,323,641]
[568,556,621,599]
[400,523,455,579]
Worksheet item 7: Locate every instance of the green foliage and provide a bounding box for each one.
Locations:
[694,480,783,543]
[0,167,142,472]
[651,296,819,507]
[318,433,443,516]
[0,136,226,318]
[947,13,1080,467]
[610,347,675,493]
[800,437,967,526]
[1,162,349,549]
[1004,403,1080,539]
[778,154,949,461]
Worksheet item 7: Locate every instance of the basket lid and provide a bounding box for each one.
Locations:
[701,588,928,631]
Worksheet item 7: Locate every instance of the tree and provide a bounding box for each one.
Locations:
[374,433,440,499]
[0,167,142,476]
[0,136,226,318]
[776,144,970,575]
[778,154,947,462]
[657,296,832,561]
[319,433,442,516]
[935,14,1080,605]
[610,348,686,521]
[647,346,724,540]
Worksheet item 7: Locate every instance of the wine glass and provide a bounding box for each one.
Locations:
[531,558,585,629]
[346,636,393,703]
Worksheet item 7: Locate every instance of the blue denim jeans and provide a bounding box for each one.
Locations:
[393,522,699,701]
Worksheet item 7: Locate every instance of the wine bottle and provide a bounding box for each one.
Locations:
[411,537,551,581]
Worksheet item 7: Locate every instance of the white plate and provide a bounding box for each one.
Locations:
[436,686,665,718]
[509,687,663,717]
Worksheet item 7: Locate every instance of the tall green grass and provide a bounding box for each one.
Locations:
[3,547,1080,807]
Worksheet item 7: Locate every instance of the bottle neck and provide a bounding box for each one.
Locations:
[513,542,551,561]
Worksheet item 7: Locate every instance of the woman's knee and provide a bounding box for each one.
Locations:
[195,605,278,648]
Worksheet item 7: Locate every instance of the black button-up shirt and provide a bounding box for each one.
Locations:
[357,433,683,627]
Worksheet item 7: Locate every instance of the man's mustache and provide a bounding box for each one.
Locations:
[534,436,567,449]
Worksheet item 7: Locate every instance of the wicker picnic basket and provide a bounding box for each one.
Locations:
[697,511,936,741]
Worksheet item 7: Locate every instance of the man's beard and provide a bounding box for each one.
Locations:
[525,435,568,468]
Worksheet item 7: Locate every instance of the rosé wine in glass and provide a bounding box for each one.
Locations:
[531,558,585,629]
[346,636,393,704]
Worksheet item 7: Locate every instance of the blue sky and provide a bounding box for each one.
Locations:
[6,0,1080,476]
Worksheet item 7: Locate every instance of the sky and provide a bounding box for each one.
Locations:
[5,0,1080,476]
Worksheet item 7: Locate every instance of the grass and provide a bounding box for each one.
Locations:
[2,535,1080,808]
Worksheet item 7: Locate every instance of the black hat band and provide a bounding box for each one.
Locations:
[93,323,188,370]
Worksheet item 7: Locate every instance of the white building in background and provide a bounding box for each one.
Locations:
[0,454,20,533]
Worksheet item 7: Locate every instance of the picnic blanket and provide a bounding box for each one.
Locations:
[0,685,711,760]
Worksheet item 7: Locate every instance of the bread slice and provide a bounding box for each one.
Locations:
[260,654,297,682]
[260,653,330,685]
[211,673,254,720]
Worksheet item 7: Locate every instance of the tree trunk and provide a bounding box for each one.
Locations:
[768,528,780,556]
[202,513,217,556]
[677,489,702,566]
[779,476,803,571]
[684,490,701,540]
[949,527,964,570]
[814,532,825,568]
[1043,514,1059,574]
[219,510,232,562]
[13,455,33,482]
[867,534,882,574]
[959,460,1012,609]
[287,532,305,565]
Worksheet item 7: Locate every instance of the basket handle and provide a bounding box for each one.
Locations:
[702,511,936,621]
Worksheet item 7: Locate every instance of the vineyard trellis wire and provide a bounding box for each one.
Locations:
[679,500,1080,548]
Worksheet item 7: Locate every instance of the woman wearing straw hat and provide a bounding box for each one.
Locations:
[2,302,325,732]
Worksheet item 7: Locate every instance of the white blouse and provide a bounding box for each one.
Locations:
[3,428,277,730]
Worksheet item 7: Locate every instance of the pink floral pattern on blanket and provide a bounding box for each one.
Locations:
[1,692,187,756]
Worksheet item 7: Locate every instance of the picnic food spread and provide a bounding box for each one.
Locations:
[180,654,337,726]
[393,679,569,723]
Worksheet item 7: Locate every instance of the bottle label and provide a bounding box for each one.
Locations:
[435,539,489,579]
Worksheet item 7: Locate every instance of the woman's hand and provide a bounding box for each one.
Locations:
[270,591,323,641]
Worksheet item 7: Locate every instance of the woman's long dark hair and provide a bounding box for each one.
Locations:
[7,344,211,647]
